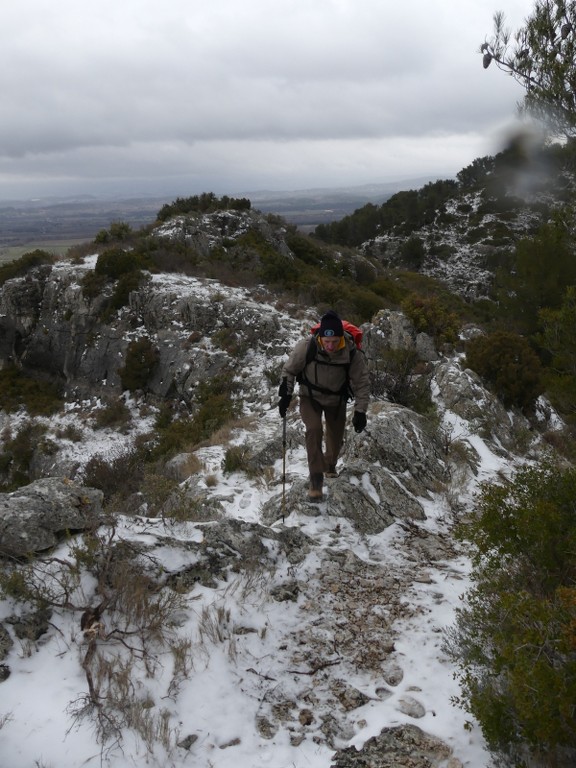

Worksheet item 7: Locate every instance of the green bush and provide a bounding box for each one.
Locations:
[401,293,460,345]
[465,330,543,411]
[0,366,63,415]
[83,447,144,503]
[105,270,146,316]
[150,374,240,460]
[95,247,148,280]
[370,277,408,306]
[0,249,55,287]
[372,347,433,412]
[0,421,48,490]
[222,445,253,475]
[80,270,108,300]
[399,236,426,269]
[449,463,576,767]
[156,193,251,222]
[119,337,160,393]
[539,286,576,422]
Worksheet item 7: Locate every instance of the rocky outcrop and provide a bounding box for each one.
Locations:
[0,478,105,557]
[434,359,531,451]
[331,724,459,768]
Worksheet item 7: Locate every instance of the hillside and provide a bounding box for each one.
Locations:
[0,179,432,263]
[315,140,576,300]
[0,174,575,767]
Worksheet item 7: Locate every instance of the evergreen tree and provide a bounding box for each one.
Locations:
[481,2,576,136]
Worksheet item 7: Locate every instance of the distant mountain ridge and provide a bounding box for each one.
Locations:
[0,176,445,252]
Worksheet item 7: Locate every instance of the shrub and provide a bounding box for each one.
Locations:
[465,330,543,411]
[95,247,147,280]
[399,236,426,269]
[156,193,250,222]
[150,375,240,460]
[401,293,460,345]
[0,249,54,286]
[93,398,133,431]
[105,269,145,316]
[0,366,63,416]
[80,270,108,300]
[372,347,433,412]
[83,448,144,503]
[119,338,160,393]
[222,445,253,475]
[0,421,48,490]
[539,286,576,422]
[448,463,576,767]
[370,277,408,306]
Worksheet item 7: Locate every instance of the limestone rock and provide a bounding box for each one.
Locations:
[0,478,105,557]
[331,724,453,768]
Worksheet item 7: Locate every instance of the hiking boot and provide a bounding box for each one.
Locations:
[308,473,324,502]
[325,464,338,478]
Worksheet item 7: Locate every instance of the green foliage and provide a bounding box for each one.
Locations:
[401,293,460,345]
[0,249,55,286]
[465,330,543,411]
[481,4,576,137]
[95,247,148,280]
[399,236,426,269]
[156,193,251,222]
[370,277,409,306]
[119,338,160,393]
[150,374,240,460]
[93,398,133,431]
[83,448,144,503]
[222,445,253,475]
[0,421,48,490]
[80,270,108,300]
[456,155,496,189]
[314,179,458,245]
[0,365,63,415]
[450,463,576,766]
[105,269,146,316]
[494,220,576,334]
[285,231,328,266]
[372,347,433,412]
[539,286,576,421]
[94,220,133,245]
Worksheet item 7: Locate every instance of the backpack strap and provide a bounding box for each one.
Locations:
[297,334,356,401]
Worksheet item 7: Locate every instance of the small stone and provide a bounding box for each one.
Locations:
[177,734,198,750]
[299,708,314,726]
[397,695,426,719]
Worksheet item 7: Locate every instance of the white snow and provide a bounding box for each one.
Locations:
[0,396,516,768]
[0,264,530,768]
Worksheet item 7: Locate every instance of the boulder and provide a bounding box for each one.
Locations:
[0,478,105,557]
[331,724,454,768]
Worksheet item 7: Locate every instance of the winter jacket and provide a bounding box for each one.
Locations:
[282,333,370,412]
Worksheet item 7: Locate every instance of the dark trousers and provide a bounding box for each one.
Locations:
[299,396,347,475]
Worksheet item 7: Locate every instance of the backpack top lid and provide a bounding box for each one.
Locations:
[310,319,363,349]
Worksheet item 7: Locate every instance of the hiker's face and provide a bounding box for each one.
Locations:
[321,336,341,354]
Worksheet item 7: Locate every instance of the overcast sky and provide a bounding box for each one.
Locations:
[0,0,531,200]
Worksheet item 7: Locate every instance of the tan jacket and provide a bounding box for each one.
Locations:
[282,334,370,412]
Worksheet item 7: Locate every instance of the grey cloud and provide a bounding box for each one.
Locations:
[0,0,530,197]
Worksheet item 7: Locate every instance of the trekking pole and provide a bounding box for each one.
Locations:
[281,414,287,522]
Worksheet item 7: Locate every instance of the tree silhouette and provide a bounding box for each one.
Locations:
[481,3,576,136]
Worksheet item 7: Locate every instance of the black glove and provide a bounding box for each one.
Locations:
[278,395,292,418]
[278,378,292,418]
[352,411,367,433]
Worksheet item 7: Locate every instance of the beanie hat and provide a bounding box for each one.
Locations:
[319,310,344,338]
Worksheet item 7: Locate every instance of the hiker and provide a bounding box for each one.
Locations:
[278,310,370,502]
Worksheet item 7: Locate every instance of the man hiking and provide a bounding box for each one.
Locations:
[278,310,370,502]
